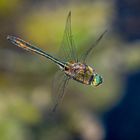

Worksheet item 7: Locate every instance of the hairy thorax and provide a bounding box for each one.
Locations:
[64,62,95,85]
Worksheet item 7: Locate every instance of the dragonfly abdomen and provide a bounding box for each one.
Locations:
[7,35,66,69]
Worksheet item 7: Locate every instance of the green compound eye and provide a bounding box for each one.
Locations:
[93,74,103,86]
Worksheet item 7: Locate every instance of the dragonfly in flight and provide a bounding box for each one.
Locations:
[7,11,107,112]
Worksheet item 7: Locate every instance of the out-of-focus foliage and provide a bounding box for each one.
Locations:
[19,3,110,48]
[0,0,20,16]
[0,0,140,140]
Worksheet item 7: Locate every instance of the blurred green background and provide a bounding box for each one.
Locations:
[0,0,140,140]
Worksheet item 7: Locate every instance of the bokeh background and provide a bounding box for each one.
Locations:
[0,0,140,140]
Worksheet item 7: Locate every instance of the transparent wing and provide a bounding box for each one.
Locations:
[80,30,107,63]
[51,71,70,112]
[59,11,78,63]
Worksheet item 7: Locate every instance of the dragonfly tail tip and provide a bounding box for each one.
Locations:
[7,35,14,41]
[7,35,10,40]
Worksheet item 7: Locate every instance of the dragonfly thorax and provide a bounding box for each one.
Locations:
[64,62,103,86]
[64,62,93,85]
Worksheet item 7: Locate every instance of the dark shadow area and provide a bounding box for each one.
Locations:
[115,0,140,42]
[104,70,140,140]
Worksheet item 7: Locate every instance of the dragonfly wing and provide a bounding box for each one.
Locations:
[51,71,70,112]
[59,11,78,62]
[80,30,107,63]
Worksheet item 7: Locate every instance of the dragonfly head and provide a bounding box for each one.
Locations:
[92,73,103,86]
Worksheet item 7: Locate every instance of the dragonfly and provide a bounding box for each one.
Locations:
[7,11,107,112]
